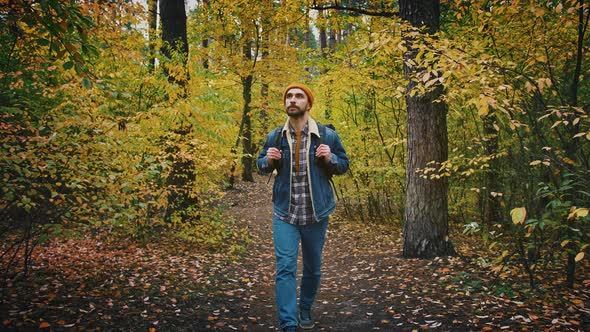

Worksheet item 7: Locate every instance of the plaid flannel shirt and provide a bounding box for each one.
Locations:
[284,124,315,225]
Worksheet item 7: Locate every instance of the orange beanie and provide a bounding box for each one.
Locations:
[284,83,314,109]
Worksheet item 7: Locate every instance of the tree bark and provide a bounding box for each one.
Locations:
[148,0,158,72]
[241,75,255,182]
[201,0,210,70]
[319,10,328,56]
[401,0,454,258]
[241,43,255,182]
[328,29,337,49]
[159,0,189,89]
[564,0,588,288]
[160,0,192,218]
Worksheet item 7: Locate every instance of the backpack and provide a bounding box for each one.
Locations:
[268,123,340,199]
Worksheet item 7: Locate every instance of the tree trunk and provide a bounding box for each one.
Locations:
[160,0,192,218]
[320,27,327,54]
[241,43,255,182]
[164,125,197,222]
[481,113,502,228]
[319,10,327,56]
[241,74,255,182]
[159,0,189,89]
[328,29,337,49]
[259,0,271,137]
[260,82,269,135]
[563,0,587,287]
[148,0,158,72]
[401,0,454,258]
[305,12,312,49]
[201,0,210,70]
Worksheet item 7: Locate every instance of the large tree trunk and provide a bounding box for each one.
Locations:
[160,0,192,219]
[401,0,454,258]
[164,125,197,222]
[159,0,189,89]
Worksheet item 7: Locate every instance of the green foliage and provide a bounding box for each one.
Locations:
[533,174,589,260]
[452,271,484,294]
[481,172,589,288]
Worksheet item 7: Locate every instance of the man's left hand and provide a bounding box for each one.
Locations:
[315,144,331,163]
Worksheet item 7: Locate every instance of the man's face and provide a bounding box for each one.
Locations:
[285,88,310,118]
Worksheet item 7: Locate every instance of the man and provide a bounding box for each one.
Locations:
[256,84,349,332]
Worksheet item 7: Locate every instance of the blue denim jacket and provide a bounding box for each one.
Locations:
[256,117,349,220]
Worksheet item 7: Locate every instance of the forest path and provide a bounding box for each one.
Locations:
[216,173,404,331]
[2,175,587,331]
[211,174,588,331]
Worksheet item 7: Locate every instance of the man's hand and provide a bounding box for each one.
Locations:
[267,147,282,166]
[315,144,331,163]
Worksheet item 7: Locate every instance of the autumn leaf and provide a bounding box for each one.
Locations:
[568,208,589,221]
[510,207,526,225]
[571,299,584,306]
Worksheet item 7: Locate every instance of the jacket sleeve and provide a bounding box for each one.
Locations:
[326,130,349,176]
[257,131,275,174]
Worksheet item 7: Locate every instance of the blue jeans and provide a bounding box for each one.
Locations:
[273,215,329,329]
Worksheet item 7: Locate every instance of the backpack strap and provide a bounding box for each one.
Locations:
[318,123,326,146]
[317,124,340,200]
[272,126,283,149]
[267,127,283,184]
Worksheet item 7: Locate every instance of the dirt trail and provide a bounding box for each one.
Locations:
[214,174,401,331]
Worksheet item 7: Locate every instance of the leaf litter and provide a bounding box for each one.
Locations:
[1,174,588,331]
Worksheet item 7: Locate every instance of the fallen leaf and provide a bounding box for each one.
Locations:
[571,299,584,306]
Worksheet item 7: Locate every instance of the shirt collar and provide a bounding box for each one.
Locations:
[289,123,309,135]
[282,117,320,137]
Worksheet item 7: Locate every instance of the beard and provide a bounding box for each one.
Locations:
[286,105,306,118]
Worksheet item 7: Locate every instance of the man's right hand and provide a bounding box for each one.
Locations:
[267,147,282,166]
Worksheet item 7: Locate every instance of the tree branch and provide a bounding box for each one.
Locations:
[311,2,397,18]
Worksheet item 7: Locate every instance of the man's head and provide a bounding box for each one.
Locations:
[284,84,314,118]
